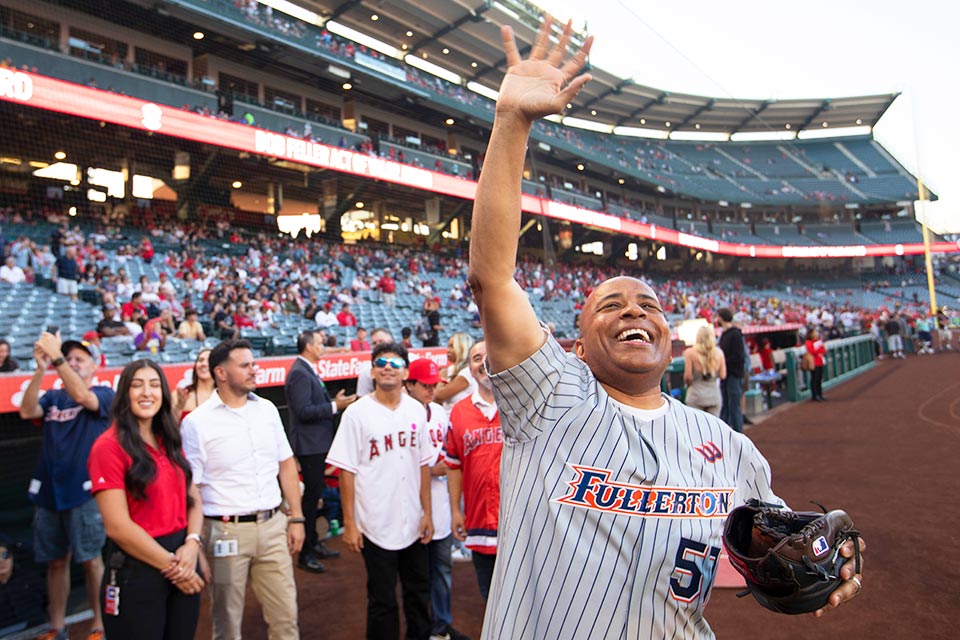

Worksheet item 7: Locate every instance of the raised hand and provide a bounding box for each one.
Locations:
[496,17,593,123]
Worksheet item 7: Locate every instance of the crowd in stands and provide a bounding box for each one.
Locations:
[1,201,957,376]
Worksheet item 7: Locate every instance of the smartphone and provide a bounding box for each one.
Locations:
[46,325,59,335]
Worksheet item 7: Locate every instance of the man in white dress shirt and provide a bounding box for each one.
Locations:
[182,339,306,640]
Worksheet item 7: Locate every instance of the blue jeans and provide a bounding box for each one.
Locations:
[720,375,744,433]
[427,534,452,634]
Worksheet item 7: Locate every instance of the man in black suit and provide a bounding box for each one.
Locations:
[285,330,357,573]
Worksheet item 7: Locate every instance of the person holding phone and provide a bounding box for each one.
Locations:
[19,334,112,640]
[87,359,206,638]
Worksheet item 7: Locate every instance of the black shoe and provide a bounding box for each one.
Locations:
[314,542,341,559]
[297,554,326,573]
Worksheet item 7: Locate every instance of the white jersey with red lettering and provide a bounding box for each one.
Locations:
[326,393,432,551]
[484,335,783,640]
[424,400,452,540]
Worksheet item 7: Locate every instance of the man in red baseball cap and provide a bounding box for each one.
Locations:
[404,358,469,640]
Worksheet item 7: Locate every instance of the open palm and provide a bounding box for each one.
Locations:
[497,19,594,122]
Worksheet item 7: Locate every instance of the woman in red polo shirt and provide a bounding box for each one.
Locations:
[87,360,206,638]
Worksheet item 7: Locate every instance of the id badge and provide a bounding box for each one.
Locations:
[104,584,120,616]
[213,539,239,558]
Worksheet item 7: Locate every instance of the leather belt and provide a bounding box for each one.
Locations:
[206,507,279,524]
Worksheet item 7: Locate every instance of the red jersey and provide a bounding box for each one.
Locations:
[444,394,502,554]
[88,427,188,538]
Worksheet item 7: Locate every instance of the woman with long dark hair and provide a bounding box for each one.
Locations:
[87,360,206,639]
[174,348,214,422]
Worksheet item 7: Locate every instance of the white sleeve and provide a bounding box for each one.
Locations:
[180,417,206,486]
[327,404,361,474]
[488,332,579,441]
[356,364,374,396]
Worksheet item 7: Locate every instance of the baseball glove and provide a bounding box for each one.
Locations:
[722,499,861,615]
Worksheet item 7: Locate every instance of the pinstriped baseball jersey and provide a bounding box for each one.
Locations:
[484,335,783,640]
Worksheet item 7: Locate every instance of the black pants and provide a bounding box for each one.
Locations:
[471,551,497,601]
[299,452,327,558]
[811,365,825,399]
[101,529,200,640]
[360,536,431,640]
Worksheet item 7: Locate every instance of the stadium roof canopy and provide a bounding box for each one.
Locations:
[297,0,900,135]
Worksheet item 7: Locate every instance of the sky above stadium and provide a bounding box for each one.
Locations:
[539,0,959,234]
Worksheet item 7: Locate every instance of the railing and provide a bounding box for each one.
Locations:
[784,334,877,401]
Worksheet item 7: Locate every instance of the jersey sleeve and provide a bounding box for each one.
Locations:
[326,404,361,474]
[87,432,128,494]
[92,387,116,419]
[442,407,463,470]
[739,438,786,509]
[488,330,577,442]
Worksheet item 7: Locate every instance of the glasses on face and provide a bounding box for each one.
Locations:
[373,357,405,369]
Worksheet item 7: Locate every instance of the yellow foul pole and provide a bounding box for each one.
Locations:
[916,180,937,315]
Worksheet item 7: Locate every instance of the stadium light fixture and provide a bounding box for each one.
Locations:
[342,82,353,90]
[54,150,66,160]
[470,61,478,68]
[193,32,204,40]
[445,118,454,126]
[232,181,242,189]
[669,131,730,142]
[656,186,667,193]
[327,20,400,58]
[618,178,625,185]
[259,0,324,27]
[561,116,614,134]
[370,14,379,21]
[730,131,796,142]
[797,125,871,140]
[856,118,863,125]
[406,54,461,84]
[576,164,585,171]
[640,119,646,125]
[613,126,669,140]
[406,31,414,37]
[327,64,351,80]
[591,110,597,116]
[467,81,497,101]
[355,201,364,208]
[442,48,450,55]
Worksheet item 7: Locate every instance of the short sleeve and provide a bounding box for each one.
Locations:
[87,432,128,494]
[327,405,361,474]
[442,410,462,470]
[92,387,115,419]
[741,438,786,509]
[181,414,206,486]
[488,332,580,441]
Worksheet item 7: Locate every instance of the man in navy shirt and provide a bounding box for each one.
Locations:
[53,246,80,301]
[20,334,114,640]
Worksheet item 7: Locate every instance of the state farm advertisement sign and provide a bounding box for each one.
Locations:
[0,349,447,414]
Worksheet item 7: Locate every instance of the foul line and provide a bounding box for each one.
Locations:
[916,380,960,431]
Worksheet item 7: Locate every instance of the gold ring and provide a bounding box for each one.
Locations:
[851,576,862,594]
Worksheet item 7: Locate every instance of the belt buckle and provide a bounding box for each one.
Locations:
[257,510,271,524]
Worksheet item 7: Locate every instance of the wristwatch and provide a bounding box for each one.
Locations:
[51,357,66,367]
[185,533,203,546]
[287,517,306,525]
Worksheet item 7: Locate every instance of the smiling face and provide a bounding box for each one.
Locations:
[574,277,672,396]
[371,350,408,392]
[129,365,164,426]
[195,349,211,381]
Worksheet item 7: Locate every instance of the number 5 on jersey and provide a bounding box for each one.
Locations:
[670,537,721,603]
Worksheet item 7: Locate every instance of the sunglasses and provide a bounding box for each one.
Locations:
[373,357,405,369]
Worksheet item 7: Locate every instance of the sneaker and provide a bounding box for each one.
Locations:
[36,630,68,640]
[87,631,105,640]
[447,627,472,640]
[430,627,472,640]
[450,546,472,562]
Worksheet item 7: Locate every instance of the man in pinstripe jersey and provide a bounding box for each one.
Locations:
[466,18,867,640]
